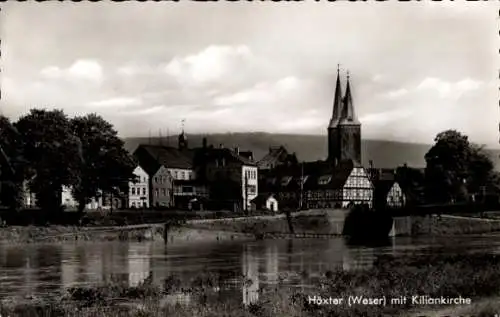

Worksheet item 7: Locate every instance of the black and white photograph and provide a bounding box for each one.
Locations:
[0,1,498,316]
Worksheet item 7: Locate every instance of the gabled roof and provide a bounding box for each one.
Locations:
[303,159,363,190]
[202,147,257,166]
[261,159,365,192]
[258,146,288,168]
[134,144,194,175]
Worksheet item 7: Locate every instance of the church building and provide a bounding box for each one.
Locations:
[258,67,373,209]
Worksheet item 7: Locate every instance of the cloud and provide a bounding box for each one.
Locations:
[40,59,104,83]
[416,77,482,99]
[164,45,254,86]
[360,108,414,126]
[212,76,301,106]
[123,105,166,116]
[86,97,142,109]
[384,88,409,99]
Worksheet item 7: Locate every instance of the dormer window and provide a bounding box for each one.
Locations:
[298,175,309,185]
[281,176,292,186]
[318,175,332,185]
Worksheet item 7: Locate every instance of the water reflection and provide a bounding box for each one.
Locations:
[0,235,456,305]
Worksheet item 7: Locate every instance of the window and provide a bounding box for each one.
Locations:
[175,171,178,179]
[131,202,136,207]
[299,175,309,185]
[182,171,186,179]
[247,185,256,194]
[154,177,158,183]
[155,189,159,197]
[142,188,146,195]
[132,187,136,195]
[281,176,292,186]
[183,186,193,193]
[161,188,166,196]
[318,175,332,185]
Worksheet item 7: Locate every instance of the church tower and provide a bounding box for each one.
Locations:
[338,72,361,163]
[327,68,362,165]
[327,66,343,165]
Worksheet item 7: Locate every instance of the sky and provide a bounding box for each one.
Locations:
[0,1,497,146]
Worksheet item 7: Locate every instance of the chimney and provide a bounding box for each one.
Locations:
[202,137,207,149]
[234,147,239,155]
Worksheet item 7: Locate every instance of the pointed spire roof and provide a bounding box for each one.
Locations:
[339,71,360,125]
[328,64,344,128]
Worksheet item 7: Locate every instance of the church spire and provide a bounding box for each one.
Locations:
[339,70,360,125]
[328,64,343,128]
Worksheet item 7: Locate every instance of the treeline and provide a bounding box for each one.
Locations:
[0,109,136,214]
[397,130,500,206]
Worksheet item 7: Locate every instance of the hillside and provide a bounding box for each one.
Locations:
[123,133,500,170]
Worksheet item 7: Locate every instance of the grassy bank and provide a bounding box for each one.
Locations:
[2,253,500,316]
[410,214,500,236]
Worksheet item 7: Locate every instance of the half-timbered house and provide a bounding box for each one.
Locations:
[304,160,373,209]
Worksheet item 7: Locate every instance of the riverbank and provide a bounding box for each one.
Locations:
[0,224,257,244]
[3,209,500,244]
[1,253,500,317]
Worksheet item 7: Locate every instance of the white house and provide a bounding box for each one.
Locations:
[341,165,374,208]
[242,165,259,210]
[251,194,278,212]
[129,166,149,208]
[61,186,78,209]
[386,181,406,208]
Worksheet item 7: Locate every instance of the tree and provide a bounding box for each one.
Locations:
[15,109,83,212]
[70,114,136,214]
[424,130,496,204]
[466,145,494,195]
[0,116,25,211]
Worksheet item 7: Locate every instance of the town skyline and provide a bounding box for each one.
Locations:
[0,2,497,147]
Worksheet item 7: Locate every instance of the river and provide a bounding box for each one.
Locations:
[0,234,499,305]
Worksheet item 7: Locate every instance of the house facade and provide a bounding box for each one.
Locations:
[386,181,406,208]
[195,146,258,211]
[129,166,149,208]
[150,165,174,208]
[22,181,37,208]
[61,186,78,209]
[304,161,373,209]
[242,165,259,209]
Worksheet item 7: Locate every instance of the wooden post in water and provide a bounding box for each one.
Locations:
[163,223,168,244]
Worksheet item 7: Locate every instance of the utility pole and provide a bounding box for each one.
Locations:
[299,162,304,210]
[244,172,248,215]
